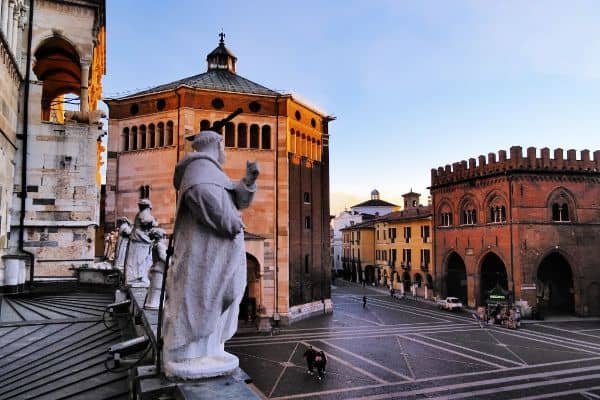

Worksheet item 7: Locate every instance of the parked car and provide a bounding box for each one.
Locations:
[437,297,463,311]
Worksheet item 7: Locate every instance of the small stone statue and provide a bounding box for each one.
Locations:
[144,228,168,310]
[124,199,158,286]
[162,130,259,379]
[114,217,132,270]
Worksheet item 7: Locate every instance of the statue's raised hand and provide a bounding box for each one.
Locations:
[245,161,260,185]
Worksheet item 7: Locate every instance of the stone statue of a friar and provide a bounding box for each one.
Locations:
[144,228,168,310]
[114,217,132,270]
[124,199,158,285]
[162,130,259,379]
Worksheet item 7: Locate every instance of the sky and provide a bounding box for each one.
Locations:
[103,0,600,215]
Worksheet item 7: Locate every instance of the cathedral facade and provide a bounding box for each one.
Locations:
[1,0,105,289]
[105,36,334,324]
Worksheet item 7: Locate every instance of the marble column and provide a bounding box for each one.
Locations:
[0,0,5,34]
[80,61,90,113]
[1,0,9,36]
[6,1,14,49]
[11,5,20,55]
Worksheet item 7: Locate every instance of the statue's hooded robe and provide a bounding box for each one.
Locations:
[163,147,255,360]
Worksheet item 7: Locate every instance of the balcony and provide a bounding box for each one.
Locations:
[420,263,429,272]
[401,261,412,270]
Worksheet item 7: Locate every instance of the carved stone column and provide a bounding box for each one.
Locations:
[6,0,14,49]
[0,0,8,34]
[80,61,90,113]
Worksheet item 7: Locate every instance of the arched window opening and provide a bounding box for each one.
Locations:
[439,203,453,227]
[225,122,235,147]
[122,128,129,151]
[304,254,310,274]
[487,195,507,223]
[139,185,150,199]
[131,126,138,150]
[158,122,165,147]
[289,129,295,153]
[166,121,174,145]
[148,124,156,148]
[237,123,247,148]
[33,36,82,121]
[552,203,570,222]
[140,125,147,149]
[461,202,477,225]
[250,124,260,149]
[301,134,306,156]
[262,125,271,149]
[200,119,211,131]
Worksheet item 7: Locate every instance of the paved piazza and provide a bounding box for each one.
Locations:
[228,281,600,400]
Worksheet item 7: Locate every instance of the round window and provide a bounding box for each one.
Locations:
[249,101,261,112]
[130,104,139,115]
[295,110,301,121]
[311,118,316,128]
[156,99,166,111]
[211,98,224,109]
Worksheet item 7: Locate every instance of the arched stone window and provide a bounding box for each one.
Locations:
[438,202,453,227]
[157,122,165,147]
[122,128,129,151]
[131,126,138,150]
[33,36,82,121]
[166,121,174,145]
[547,188,576,222]
[225,122,235,147]
[148,124,155,148]
[460,198,477,225]
[261,125,271,150]
[486,193,507,223]
[249,124,260,149]
[140,125,147,149]
[289,129,295,153]
[200,119,211,131]
[237,123,248,148]
[316,140,321,161]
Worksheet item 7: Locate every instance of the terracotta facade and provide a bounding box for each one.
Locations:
[431,146,600,316]
[105,39,333,324]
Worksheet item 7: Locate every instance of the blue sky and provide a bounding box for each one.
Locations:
[103,1,600,213]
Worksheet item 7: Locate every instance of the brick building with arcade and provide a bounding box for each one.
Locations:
[430,146,600,316]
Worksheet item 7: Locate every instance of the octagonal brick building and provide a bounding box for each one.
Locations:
[104,36,335,325]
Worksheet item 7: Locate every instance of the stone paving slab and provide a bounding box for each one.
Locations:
[229,280,600,399]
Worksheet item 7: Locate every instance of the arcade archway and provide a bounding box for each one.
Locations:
[446,252,467,302]
[364,265,376,285]
[538,253,574,315]
[402,271,411,292]
[239,253,260,321]
[480,252,508,304]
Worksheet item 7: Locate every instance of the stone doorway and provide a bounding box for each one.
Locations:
[446,252,467,302]
[239,253,260,322]
[537,252,574,315]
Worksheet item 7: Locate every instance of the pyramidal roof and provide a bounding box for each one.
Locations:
[113,33,280,100]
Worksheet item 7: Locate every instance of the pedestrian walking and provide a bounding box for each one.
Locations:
[302,345,316,375]
[362,295,367,308]
[315,350,327,380]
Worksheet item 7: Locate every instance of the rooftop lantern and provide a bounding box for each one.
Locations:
[206,31,237,73]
